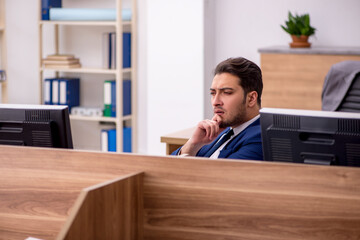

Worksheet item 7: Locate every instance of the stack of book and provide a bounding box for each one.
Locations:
[42,54,81,69]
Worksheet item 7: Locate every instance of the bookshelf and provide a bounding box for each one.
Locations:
[0,0,7,103]
[38,0,137,152]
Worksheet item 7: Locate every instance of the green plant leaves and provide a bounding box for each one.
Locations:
[281,11,316,36]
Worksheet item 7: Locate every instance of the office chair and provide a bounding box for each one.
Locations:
[322,60,360,112]
[337,73,360,112]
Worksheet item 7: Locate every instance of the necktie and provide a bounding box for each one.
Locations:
[204,129,234,157]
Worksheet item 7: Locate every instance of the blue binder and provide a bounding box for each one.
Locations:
[110,80,116,117]
[123,80,131,116]
[100,127,132,152]
[44,78,56,105]
[123,127,132,152]
[108,129,117,152]
[106,80,131,117]
[42,0,62,20]
[105,32,131,69]
[58,78,80,112]
[123,32,131,68]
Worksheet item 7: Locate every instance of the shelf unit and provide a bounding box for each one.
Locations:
[0,0,7,103]
[38,0,137,152]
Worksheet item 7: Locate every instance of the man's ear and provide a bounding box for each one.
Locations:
[247,91,258,107]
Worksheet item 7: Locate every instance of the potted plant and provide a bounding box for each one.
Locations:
[281,11,316,48]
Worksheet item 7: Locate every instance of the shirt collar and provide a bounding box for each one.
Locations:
[231,114,260,137]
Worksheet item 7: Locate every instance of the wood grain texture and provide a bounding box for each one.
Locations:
[260,53,360,110]
[58,173,143,240]
[1,145,360,240]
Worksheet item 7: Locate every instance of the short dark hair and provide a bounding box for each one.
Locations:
[214,57,263,106]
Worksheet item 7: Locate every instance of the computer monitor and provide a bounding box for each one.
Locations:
[260,108,360,167]
[0,104,73,149]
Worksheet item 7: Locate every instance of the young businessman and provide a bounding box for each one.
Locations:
[172,57,263,160]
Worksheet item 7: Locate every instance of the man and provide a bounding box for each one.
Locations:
[172,57,263,160]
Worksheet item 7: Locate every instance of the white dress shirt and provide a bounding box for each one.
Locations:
[210,114,260,159]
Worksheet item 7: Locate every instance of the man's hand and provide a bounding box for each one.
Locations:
[179,115,226,156]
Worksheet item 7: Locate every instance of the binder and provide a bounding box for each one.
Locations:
[100,129,108,152]
[42,0,62,20]
[102,32,131,69]
[44,78,55,105]
[103,80,113,117]
[123,32,131,68]
[108,129,116,152]
[103,80,131,117]
[110,80,116,117]
[102,32,111,69]
[110,32,116,69]
[123,80,131,116]
[100,127,132,152]
[52,79,59,105]
[123,127,132,152]
[59,78,80,112]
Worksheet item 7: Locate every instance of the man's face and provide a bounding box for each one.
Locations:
[210,73,247,128]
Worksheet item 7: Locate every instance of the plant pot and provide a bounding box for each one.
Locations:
[290,35,311,48]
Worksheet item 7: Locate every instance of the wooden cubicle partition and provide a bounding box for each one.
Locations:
[1,145,360,240]
[0,147,143,240]
[259,47,360,110]
[58,173,143,240]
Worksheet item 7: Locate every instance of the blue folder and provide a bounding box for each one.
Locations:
[42,0,62,20]
[44,78,56,105]
[103,127,131,152]
[106,32,131,69]
[58,78,80,112]
[106,80,131,117]
[108,129,117,152]
[123,127,132,152]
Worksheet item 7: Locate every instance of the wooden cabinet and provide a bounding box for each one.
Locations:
[259,46,360,110]
[0,0,7,103]
[38,0,137,152]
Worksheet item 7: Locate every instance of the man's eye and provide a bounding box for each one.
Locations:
[210,92,215,95]
[224,91,232,95]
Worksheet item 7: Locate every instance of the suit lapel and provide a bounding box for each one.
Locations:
[218,118,260,158]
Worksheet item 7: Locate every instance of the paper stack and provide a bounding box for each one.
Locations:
[42,54,81,69]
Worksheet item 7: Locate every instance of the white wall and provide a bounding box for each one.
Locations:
[6,0,38,104]
[4,0,360,155]
[202,0,360,119]
[145,0,205,155]
[213,0,360,65]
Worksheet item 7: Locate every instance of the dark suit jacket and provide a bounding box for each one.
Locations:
[172,118,263,160]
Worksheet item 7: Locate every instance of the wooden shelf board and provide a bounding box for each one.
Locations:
[70,115,132,122]
[41,67,132,74]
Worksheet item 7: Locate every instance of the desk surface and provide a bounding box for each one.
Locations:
[160,127,194,145]
[160,127,194,155]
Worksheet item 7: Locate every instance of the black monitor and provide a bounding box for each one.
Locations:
[260,108,360,167]
[0,104,73,149]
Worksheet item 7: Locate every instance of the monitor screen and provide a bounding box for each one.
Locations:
[260,108,360,167]
[0,104,73,149]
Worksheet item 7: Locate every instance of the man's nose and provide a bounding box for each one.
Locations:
[212,94,222,106]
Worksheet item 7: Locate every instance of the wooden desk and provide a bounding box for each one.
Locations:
[1,145,360,240]
[258,46,360,110]
[160,127,193,154]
